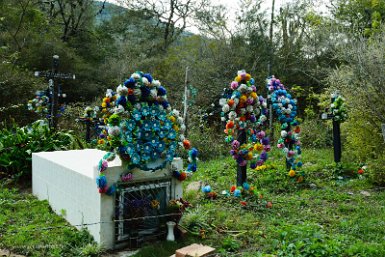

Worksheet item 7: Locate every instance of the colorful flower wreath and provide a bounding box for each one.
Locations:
[27,91,50,114]
[330,94,348,122]
[27,90,65,117]
[201,183,272,208]
[96,71,198,194]
[219,70,270,168]
[267,77,303,180]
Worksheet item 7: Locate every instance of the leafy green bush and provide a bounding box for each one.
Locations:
[0,121,85,180]
[220,236,241,253]
[276,224,344,257]
[368,157,385,187]
[300,119,333,148]
[187,125,227,161]
[341,111,384,161]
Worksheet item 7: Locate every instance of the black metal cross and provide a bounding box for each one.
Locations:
[34,55,75,130]
[321,95,342,163]
[237,129,247,186]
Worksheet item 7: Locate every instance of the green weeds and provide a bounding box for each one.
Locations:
[0,188,102,257]
[1,147,384,256]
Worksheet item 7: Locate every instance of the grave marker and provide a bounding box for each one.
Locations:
[34,55,75,129]
[321,91,347,163]
[220,70,269,186]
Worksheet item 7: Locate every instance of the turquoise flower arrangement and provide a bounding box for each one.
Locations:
[96,71,198,194]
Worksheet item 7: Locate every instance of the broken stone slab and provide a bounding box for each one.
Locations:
[0,249,26,257]
[174,243,215,257]
[186,181,202,192]
[360,190,371,197]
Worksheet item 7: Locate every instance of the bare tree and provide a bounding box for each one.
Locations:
[194,3,234,40]
[0,0,36,51]
[38,0,94,42]
[120,0,208,51]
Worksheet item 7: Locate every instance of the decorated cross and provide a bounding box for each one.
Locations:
[34,55,75,129]
[267,77,303,181]
[220,70,270,186]
[321,91,348,163]
[77,106,102,142]
[220,73,304,184]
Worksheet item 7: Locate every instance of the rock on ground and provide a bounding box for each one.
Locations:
[186,181,202,193]
[0,249,26,257]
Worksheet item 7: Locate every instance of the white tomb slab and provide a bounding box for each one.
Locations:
[32,149,183,249]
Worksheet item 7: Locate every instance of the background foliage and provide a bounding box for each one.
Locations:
[0,0,384,181]
[0,1,385,256]
[0,121,84,180]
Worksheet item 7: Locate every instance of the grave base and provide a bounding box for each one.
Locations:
[32,149,183,249]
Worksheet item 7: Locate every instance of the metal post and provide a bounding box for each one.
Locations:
[268,0,275,77]
[236,129,247,186]
[333,120,341,163]
[183,66,189,137]
[51,55,59,130]
[86,120,91,142]
[285,124,292,170]
[320,92,343,164]
[331,92,342,163]
[48,79,54,129]
[268,0,276,141]
[269,99,274,141]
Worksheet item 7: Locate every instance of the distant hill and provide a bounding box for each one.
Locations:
[93,0,194,36]
[94,1,126,25]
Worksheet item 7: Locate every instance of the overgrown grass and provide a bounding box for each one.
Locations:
[137,147,385,256]
[1,148,384,256]
[0,188,103,257]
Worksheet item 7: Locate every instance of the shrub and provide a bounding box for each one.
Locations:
[186,125,227,161]
[368,157,385,187]
[0,121,85,180]
[300,119,333,148]
[341,111,384,161]
[220,236,241,253]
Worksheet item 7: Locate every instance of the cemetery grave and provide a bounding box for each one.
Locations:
[1,67,385,257]
[1,1,385,255]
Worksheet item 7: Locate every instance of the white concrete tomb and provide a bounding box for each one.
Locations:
[32,149,183,249]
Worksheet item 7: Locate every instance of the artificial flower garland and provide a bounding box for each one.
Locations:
[219,70,270,169]
[267,77,303,181]
[96,71,198,194]
[96,152,117,194]
[201,183,272,208]
[27,90,65,117]
[330,95,348,122]
[27,91,50,114]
